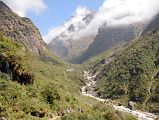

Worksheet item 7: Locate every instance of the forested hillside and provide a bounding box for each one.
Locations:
[96,31,159,113]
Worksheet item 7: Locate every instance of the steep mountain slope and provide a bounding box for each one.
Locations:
[95,30,159,113]
[0,1,47,54]
[47,7,96,61]
[74,23,145,63]
[0,2,136,120]
[142,14,159,35]
[0,34,82,120]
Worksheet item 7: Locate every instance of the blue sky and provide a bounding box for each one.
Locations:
[27,0,104,36]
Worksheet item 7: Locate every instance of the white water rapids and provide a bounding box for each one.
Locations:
[82,71,158,120]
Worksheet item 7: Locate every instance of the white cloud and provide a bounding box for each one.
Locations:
[44,0,159,43]
[43,6,93,43]
[83,0,159,34]
[2,0,47,17]
[75,6,92,17]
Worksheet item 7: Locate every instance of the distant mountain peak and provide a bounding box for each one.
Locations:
[47,7,96,61]
[44,7,95,43]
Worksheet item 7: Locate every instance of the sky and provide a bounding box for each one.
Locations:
[1,0,104,36]
[28,0,104,36]
[2,0,159,43]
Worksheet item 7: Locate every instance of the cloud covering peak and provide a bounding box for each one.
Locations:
[43,6,94,43]
[98,0,159,26]
[44,0,159,43]
[2,0,47,17]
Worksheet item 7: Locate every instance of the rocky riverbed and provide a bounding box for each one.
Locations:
[82,71,158,120]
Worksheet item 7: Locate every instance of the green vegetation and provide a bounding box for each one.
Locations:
[96,32,159,113]
[83,42,126,74]
[0,33,34,84]
[0,33,135,119]
[0,2,158,119]
[62,104,136,120]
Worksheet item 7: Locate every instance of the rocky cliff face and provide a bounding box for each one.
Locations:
[73,23,146,63]
[47,8,96,62]
[0,1,47,53]
[48,34,96,62]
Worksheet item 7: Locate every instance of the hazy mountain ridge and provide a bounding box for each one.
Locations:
[72,22,146,63]
[46,0,159,64]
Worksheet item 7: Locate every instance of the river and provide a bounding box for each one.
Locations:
[82,71,158,120]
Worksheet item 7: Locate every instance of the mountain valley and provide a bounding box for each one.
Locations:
[0,1,159,120]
